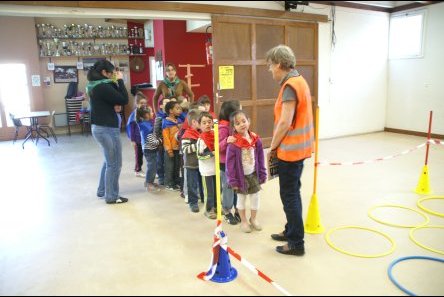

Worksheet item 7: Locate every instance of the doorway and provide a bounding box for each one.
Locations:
[0,63,31,141]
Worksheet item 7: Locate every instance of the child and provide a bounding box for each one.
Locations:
[226,110,267,233]
[137,107,162,192]
[181,109,202,212]
[154,98,170,186]
[182,101,206,204]
[127,91,148,178]
[114,105,123,129]
[196,111,217,219]
[177,99,190,199]
[162,101,183,191]
[197,95,216,119]
[218,100,241,225]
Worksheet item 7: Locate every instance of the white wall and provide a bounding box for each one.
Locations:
[303,5,389,139]
[386,2,444,135]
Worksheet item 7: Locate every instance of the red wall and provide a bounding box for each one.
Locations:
[161,20,214,108]
[127,21,154,86]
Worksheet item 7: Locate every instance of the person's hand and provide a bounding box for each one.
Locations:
[168,151,174,158]
[268,148,277,158]
[131,141,136,148]
[115,71,123,80]
[232,186,239,192]
[227,136,236,144]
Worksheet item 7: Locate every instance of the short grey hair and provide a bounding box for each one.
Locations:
[265,45,296,71]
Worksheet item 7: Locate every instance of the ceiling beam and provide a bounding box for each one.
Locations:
[309,1,443,13]
[0,1,328,22]
[391,1,443,13]
[309,1,390,12]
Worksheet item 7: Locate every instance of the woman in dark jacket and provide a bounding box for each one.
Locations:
[87,60,129,204]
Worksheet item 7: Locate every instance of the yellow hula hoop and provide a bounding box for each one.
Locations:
[409,225,444,255]
[417,196,444,217]
[325,226,396,258]
[368,204,430,228]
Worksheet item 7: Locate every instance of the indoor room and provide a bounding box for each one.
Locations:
[0,1,443,296]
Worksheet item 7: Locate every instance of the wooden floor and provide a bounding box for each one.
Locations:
[0,132,443,296]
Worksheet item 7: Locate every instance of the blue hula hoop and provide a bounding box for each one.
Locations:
[388,255,444,296]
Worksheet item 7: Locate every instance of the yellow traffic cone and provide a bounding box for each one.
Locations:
[415,165,432,195]
[305,193,324,234]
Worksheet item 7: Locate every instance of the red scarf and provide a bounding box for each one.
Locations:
[200,130,215,151]
[182,128,200,140]
[233,131,259,149]
[219,120,230,127]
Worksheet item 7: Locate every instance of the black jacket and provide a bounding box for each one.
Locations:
[89,79,129,128]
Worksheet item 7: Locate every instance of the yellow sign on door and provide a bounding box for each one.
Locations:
[219,66,234,90]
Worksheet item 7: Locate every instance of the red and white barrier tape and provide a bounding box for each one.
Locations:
[197,221,292,296]
[316,142,427,166]
[429,138,444,146]
[227,247,292,296]
[197,220,224,281]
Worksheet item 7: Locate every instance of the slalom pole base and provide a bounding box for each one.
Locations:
[415,165,432,195]
[210,246,238,283]
[305,193,325,234]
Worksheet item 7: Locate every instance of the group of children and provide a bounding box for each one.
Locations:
[126,92,267,233]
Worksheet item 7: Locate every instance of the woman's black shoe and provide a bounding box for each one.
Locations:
[276,244,305,256]
[106,197,128,204]
[271,232,288,241]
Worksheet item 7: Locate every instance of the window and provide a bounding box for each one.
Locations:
[149,56,156,85]
[0,64,31,127]
[389,10,425,59]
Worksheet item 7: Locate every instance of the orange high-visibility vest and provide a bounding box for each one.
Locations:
[274,75,314,162]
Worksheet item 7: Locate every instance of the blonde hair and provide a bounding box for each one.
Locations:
[265,45,296,71]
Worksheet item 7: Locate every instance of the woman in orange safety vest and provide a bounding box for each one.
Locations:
[267,45,314,256]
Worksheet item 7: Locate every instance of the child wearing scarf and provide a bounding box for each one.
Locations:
[196,111,217,220]
[162,101,183,191]
[226,110,267,233]
[181,109,202,212]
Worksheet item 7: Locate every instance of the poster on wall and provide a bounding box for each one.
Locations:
[31,75,41,87]
[54,66,78,83]
[118,61,129,72]
[83,57,105,71]
[219,65,234,90]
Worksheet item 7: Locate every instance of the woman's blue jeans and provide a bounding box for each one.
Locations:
[278,158,305,249]
[92,125,122,203]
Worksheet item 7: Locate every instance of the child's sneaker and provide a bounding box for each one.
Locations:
[249,218,262,231]
[165,186,176,191]
[135,171,145,178]
[147,183,160,192]
[240,223,252,233]
[204,208,217,220]
[224,212,238,225]
[190,204,199,213]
